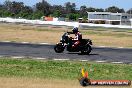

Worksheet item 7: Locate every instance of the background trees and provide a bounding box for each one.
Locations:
[0,0,131,20]
[127,8,132,14]
[51,5,64,17]
[105,6,125,13]
[35,0,51,16]
[79,5,87,18]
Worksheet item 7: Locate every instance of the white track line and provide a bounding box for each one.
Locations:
[35,57,47,60]
[0,55,130,64]
[111,62,124,64]
[21,42,30,44]
[11,56,25,59]
[98,46,107,48]
[79,60,89,62]
[95,60,106,63]
[0,56,3,57]
[53,59,69,61]
[38,43,50,45]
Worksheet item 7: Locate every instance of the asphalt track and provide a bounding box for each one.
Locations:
[0,42,132,64]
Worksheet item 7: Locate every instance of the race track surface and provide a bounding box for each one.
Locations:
[0,42,132,64]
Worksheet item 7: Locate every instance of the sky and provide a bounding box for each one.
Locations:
[0,0,132,11]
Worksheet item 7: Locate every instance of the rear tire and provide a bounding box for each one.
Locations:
[54,44,64,53]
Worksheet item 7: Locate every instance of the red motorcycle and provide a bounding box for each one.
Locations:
[54,32,92,54]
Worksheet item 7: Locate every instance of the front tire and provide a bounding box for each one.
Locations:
[81,45,92,54]
[54,43,64,53]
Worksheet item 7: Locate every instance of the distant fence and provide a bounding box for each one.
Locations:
[0,17,132,29]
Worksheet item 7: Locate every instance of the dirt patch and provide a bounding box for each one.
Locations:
[0,77,131,88]
[0,23,65,44]
[0,77,81,88]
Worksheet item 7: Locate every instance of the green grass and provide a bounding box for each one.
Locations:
[81,27,132,37]
[83,31,132,38]
[17,24,132,38]
[0,57,132,80]
[83,27,132,32]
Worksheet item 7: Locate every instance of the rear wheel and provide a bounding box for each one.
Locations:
[81,45,92,54]
[54,44,64,53]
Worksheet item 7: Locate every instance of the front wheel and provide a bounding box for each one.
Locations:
[81,45,92,54]
[54,43,64,53]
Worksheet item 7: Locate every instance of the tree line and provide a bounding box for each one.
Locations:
[0,0,132,20]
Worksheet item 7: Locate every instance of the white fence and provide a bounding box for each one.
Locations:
[0,17,131,29]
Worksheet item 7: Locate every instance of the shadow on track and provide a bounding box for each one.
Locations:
[67,52,99,56]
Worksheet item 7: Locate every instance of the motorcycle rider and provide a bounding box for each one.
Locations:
[72,27,82,48]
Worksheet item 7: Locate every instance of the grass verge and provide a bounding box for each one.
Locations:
[0,23,132,48]
[0,57,132,80]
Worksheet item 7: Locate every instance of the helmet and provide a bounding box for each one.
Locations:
[72,27,78,33]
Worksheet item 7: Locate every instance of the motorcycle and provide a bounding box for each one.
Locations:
[54,32,92,54]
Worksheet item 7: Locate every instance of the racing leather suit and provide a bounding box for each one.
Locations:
[72,31,82,48]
